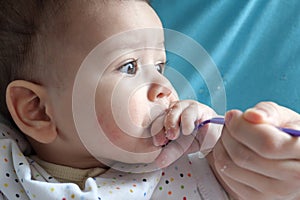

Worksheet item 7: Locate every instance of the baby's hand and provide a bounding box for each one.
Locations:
[151,100,222,168]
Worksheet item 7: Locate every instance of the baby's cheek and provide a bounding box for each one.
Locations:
[97,112,117,134]
[105,128,124,144]
[97,115,123,143]
[128,95,151,128]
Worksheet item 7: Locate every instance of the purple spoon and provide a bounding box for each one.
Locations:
[196,117,300,137]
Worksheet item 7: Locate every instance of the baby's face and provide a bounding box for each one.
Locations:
[46,1,178,166]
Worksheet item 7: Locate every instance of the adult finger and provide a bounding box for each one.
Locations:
[225,110,300,159]
[212,140,264,199]
[244,102,300,130]
[222,126,300,181]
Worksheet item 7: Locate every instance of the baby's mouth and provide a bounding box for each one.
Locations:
[153,131,169,146]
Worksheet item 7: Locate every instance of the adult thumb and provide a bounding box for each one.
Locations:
[243,101,298,127]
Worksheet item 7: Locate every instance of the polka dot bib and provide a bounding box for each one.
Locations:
[0,122,228,200]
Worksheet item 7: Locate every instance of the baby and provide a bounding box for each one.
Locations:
[0,0,228,199]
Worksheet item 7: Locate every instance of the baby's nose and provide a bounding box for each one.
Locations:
[148,83,172,102]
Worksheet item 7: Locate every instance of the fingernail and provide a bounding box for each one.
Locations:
[246,108,268,119]
[165,129,174,139]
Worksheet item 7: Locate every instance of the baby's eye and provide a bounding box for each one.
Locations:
[155,62,166,74]
[118,60,138,75]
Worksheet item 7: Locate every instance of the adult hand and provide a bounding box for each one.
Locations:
[208,102,300,200]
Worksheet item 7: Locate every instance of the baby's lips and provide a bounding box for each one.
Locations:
[153,132,169,146]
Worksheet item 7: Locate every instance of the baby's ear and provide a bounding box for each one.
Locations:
[6,80,57,143]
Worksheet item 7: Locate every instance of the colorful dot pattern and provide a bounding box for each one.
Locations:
[0,122,227,200]
[151,156,202,200]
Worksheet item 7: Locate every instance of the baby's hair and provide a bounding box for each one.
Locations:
[0,0,150,123]
[0,1,58,122]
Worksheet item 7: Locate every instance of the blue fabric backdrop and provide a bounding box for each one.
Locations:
[151,0,300,114]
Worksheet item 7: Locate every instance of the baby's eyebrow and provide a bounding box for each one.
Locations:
[104,41,165,60]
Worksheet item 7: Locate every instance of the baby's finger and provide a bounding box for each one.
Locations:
[181,103,215,136]
[180,103,200,135]
[155,134,197,168]
[164,102,188,140]
[150,114,165,136]
[150,114,169,146]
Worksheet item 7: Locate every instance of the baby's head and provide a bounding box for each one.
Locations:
[0,0,178,168]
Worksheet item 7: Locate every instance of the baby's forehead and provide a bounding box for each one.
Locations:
[37,1,160,74]
[45,1,161,50]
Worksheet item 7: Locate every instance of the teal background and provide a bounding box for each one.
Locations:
[151,0,300,114]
